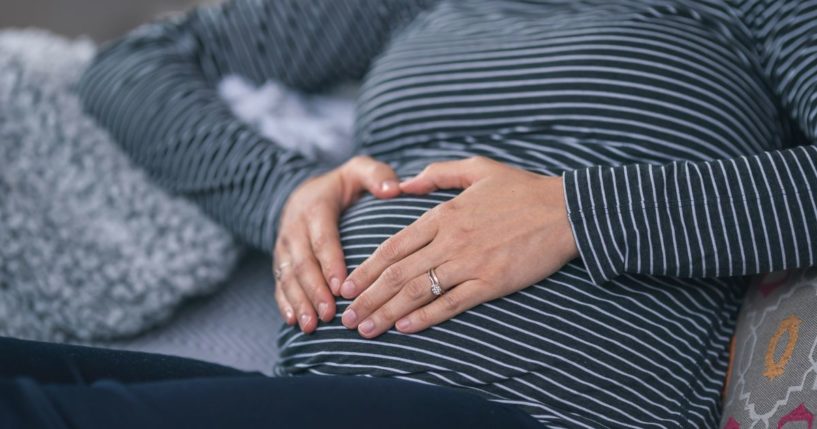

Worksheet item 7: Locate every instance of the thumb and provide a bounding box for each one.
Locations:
[399,157,488,194]
[343,156,401,199]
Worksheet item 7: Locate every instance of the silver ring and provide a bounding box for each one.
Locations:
[428,267,443,297]
[274,262,291,281]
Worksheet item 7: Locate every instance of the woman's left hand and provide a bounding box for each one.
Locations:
[339,156,579,338]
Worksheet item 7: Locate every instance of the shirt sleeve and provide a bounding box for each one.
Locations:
[562,0,817,285]
[78,0,437,252]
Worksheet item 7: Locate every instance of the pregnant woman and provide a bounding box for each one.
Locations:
[7,0,814,427]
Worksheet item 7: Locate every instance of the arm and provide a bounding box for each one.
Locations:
[78,0,437,252]
[563,0,817,284]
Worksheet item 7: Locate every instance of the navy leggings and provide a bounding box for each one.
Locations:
[0,337,541,429]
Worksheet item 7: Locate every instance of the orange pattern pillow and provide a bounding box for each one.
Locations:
[721,268,817,428]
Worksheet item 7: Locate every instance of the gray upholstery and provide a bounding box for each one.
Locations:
[93,253,283,374]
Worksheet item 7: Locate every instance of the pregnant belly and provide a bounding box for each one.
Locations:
[273,152,744,427]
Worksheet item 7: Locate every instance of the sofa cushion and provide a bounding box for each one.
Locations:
[721,268,817,428]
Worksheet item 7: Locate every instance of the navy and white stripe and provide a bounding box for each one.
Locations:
[78,0,817,427]
[564,0,817,285]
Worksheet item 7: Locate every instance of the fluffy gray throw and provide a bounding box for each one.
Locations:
[0,30,241,341]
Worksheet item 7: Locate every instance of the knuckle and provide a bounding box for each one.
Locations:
[406,280,427,301]
[371,160,391,174]
[469,155,489,165]
[378,307,395,323]
[355,294,374,313]
[451,224,474,241]
[442,293,460,313]
[305,205,320,218]
[311,234,328,249]
[279,234,291,248]
[447,226,466,242]
[349,266,368,285]
[378,239,401,262]
[382,265,404,284]
[364,162,379,177]
[277,274,290,288]
[304,281,323,296]
[278,277,291,292]
[321,284,336,299]
[287,293,301,311]
[281,282,299,301]
[322,265,334,280]
[313,285,329,300]
[347,155,368,167]
[415,307,432,325]
[439,200,458,214]
[425,206,442,221]
[343,156,369,178]
[292,260,307,273]
[295,277,317,294]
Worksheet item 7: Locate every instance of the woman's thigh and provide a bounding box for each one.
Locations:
[0,338,540,429]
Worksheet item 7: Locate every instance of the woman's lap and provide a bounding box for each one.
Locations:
[0,337,540,429]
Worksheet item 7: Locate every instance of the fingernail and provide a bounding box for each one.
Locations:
[330,277,341,295]
[285,308,294,323]
[342,308,357,326]
[300,314,311,328]
[340,280,355,298]
[359,319,374,335]
[381,180,398,192]
[318,302,328,319]
[396,318,411,331]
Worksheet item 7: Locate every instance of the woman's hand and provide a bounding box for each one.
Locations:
[274,156,401,334]
[338,156,579,338]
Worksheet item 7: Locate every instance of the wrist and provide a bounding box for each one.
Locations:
[561,168,626,285]
[553,176,579,262]
[532,174,579,264]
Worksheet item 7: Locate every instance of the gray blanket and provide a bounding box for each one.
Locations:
[0,30,241,342]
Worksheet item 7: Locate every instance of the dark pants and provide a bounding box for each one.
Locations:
[0,337,541,429]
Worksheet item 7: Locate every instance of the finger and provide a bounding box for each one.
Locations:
[289,233,337,323]
[273,247,296,325]
[399,156,494,194]
[276,261,316,332]
[279,238,320,334]
[342,244,440,329]
[344,156,401,199]
[281,273,319,334]
[274,282,296,325]
[307,206,347,296]
[353,260,467,338]
[340,213,438,299]
[394,279,493,334]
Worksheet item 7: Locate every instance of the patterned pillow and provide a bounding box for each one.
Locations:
[721,268,817,428]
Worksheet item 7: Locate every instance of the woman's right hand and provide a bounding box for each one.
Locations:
[273,156,401,333]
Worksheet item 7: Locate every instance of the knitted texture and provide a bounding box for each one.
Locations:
[0,30,241,341]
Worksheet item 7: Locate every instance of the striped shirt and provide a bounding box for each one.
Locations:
[78,0,817,427]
